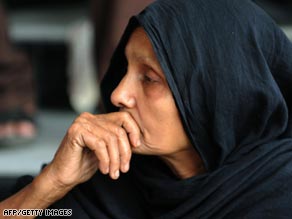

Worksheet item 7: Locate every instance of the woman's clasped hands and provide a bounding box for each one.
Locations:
[44,111,141,193]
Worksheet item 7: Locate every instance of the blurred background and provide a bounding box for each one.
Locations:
[0,0,291,200]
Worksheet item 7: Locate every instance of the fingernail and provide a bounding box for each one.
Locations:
[123,163,129,172]
[136,139,141,147]
[114,170,120,179]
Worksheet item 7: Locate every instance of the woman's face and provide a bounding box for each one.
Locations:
[111,27,192,156]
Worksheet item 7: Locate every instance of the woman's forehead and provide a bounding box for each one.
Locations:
[124,27,165,77]
[125,27,152,58]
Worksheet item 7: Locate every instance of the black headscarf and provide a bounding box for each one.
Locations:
[48,0,292,218]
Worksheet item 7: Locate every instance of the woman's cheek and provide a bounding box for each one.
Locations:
[143,80,169,99]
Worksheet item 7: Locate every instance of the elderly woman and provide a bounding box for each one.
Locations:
[1,0,292,218]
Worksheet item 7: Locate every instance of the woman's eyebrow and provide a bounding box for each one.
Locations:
[124,44,163,74]
[126,49,157,65]
[125,44,154,63]
[135,55,156,64]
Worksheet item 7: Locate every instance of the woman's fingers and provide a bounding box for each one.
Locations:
[89,123,131,179]
[45,111,140,193]
[88,138,110,174]
[108,112,142,147]
[104,130,120,179]
[117,128,132,173]
[76,112,137,179]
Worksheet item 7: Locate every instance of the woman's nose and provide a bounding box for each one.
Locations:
[111,75,136,108]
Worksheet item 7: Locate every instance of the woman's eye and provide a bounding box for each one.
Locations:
[143,75,156,83]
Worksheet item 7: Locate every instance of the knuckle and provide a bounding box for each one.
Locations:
[110,158,120,166]
[115,126,126,138]
[67,123,80,136]
[101,157,110,166]
[123,146,131,156]
[80,112,91,118]
[121,152,131,163]
[105,132,117,143]
[121,111,131,120]
[96,139,105,147]
[74,112,91,124]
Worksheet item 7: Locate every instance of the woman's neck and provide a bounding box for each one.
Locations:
[160,147,206,179]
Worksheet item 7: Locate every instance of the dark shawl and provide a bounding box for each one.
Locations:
[22,0,292,218]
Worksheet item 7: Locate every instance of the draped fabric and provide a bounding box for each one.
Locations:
[39,0,292,218]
